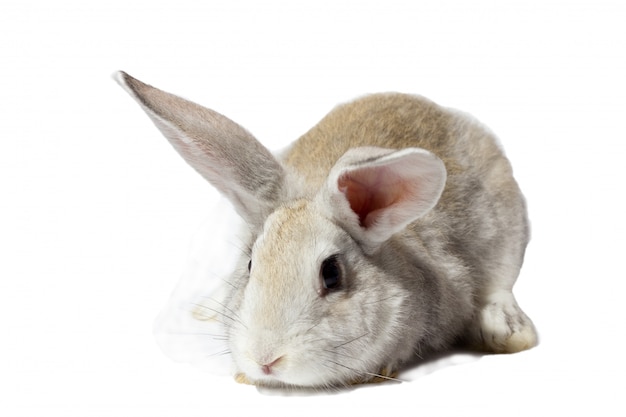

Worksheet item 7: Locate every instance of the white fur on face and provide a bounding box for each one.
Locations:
[228,201,407,387]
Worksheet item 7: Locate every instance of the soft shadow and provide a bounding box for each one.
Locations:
[398,349,485,382]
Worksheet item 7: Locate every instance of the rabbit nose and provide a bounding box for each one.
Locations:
[261,356,283,375]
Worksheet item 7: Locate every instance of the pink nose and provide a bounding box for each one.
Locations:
[261,356,283,375]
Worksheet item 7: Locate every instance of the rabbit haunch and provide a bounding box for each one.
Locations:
[116,71,537,388]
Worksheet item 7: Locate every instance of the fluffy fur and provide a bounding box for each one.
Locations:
[116,72,537,388]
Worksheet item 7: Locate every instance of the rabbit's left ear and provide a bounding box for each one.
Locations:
[320,147,446,252]
[115,72,285,228]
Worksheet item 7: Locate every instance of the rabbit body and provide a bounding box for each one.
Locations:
[117,72,537,388]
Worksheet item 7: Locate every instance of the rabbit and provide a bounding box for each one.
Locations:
[115,71,537,388]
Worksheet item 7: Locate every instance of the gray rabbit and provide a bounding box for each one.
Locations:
[116,72,537,388]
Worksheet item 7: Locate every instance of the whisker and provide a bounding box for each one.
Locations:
[362,371,403,383]
[205,349,232,358]
[221,278,239,290]
[322,348,358,361]
[413,343,424,360]
[362,294,401,305]
[226,233,252,257]
[305,321,322,333]
[325,359,358,373]
[333,332,369,349]
[191,303,246,329]
[198,296,247,329]
[324,356,403,385]
[162,331,227,340]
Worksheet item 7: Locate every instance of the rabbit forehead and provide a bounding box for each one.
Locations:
[241,201,339,328]
[253,200,342,277]
[248,201,345,299]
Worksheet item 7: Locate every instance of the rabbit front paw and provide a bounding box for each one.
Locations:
[476,291,537,354]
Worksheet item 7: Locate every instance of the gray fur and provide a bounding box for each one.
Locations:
[116,72,537,388]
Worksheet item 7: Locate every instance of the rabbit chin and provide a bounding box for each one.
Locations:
[236,366,333,388]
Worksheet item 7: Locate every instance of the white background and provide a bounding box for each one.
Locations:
[2,0,625,415]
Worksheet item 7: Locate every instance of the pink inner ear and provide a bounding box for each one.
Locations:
[337,168,406,228]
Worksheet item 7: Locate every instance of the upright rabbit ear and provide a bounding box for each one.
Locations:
[320,147,446,252]
[115,71,285,228]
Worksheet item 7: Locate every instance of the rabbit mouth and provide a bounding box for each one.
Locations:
[233,366,401,389]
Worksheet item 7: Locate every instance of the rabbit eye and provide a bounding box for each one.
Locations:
[320,255,342,294]
[247,260,252,272]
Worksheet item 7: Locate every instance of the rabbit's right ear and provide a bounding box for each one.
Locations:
[320,147,446,254]
[115,72,285,228]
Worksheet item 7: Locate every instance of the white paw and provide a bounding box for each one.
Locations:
[478,291,537,353]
